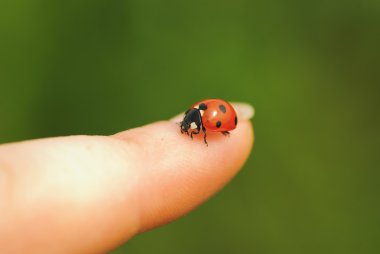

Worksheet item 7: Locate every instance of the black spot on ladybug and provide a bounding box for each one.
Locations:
[234,116,238,125]
[216,121,222,128]
[219,104,226,113]
[199,103,207,110]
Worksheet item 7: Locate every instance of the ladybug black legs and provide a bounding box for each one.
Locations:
[180,128,189,136]
[190,129,200,139]
[202,126,208,146]
[221,131,230,137]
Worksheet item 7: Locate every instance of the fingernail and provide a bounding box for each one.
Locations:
[230,102,255,120]
[170,102,255,122]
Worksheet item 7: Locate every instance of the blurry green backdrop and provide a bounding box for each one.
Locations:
[1,0,379,253]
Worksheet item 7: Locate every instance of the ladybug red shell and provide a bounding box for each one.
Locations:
[180,99,238,145]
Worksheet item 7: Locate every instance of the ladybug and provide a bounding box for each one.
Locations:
[180,99,238,145]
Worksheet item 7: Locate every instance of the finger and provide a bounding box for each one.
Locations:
[0,103,254,253]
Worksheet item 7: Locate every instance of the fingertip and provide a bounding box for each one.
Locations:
[112,119,254,232]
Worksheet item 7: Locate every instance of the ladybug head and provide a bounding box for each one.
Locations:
[179,108,202,134]
[180,120,190,132]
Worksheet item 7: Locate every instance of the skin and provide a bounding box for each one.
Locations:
[0,105,254,253]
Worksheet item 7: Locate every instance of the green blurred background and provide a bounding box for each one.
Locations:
[1,0,379,253]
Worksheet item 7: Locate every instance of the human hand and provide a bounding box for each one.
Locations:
[0,102,254,253]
